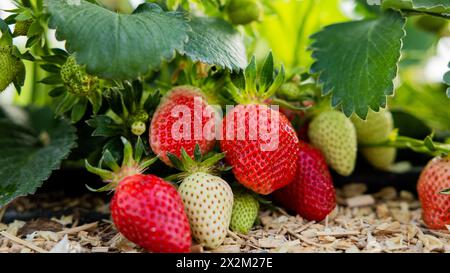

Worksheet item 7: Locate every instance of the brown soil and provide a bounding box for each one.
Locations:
[1,184,449,253]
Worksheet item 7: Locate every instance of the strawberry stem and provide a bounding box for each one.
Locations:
[228,52,286,105]
[85,137,157,188]
[361,134,450,156]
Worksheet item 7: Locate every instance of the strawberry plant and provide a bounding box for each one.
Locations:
[0,0,450,253]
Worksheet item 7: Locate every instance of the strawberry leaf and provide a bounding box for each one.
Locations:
[46,0,189,80]
[444,62,450,98]
[310,11,406,118]
[0,106,77,207]
[382,0,450,14]
[183,16,247,71]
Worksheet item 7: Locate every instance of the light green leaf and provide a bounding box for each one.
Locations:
[0,106,77,207]
[310,11,406,118]
[46,0,189,80]
[382,0,450,14]
[183,17,247,71]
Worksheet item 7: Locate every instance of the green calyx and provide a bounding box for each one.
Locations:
[227,52,285,105]
[61,56,99,96]
[0,46,25,92]
[85,137,157,191]
[166,144,228,181]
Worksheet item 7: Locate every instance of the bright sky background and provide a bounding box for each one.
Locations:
[0,0,449,104]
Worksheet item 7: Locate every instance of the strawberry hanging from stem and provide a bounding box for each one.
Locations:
[167,145,234,250]
[149,86,217,166]
[220,53,301,195]
[86,137,192,253]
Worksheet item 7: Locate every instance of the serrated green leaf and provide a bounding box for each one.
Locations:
[382,0,450,13]
[310,11,406,118]
[46,0,189,80]
[86,115,122,137]
[183,16,247,71]
[0,106,77,207]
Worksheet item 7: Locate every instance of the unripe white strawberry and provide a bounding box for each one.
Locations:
[178,172,233,249]
[351,109,396,171]
[308,110,357,176]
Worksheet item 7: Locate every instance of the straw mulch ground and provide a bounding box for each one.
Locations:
[0,184,449,253]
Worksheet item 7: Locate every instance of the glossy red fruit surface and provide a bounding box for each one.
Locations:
[273,142,336,221]
[417,156,450,229]
[220,104,300,195]
[150,86,216,166]
[111,174,192,252]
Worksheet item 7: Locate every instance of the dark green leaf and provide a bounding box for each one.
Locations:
[86,115,122,137]
[0,106,77,207]
[143,89,161,113]
[39,74,62,85]
[48,86,66,97]
[41,54,67,65]
[55,93,78,115]
[183,17,247,71]
[310,11,406,118]
[40,64,60,73]
[46,0,189,80]
[382,0,450,13]
[259,52,274,92]
[25,35,41,48]
[27,21,43,37]
[71,99,88,123]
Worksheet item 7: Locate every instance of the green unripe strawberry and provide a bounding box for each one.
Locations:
[60,56,99,96]
[351,109,396,171]
[131,121,146,136]
[0,46,24,92]
[308,110,357,176]
[226,0,262,25]
[13,19,33,36]
[277,83,301,101]
[230,192,259,234]
[134,110,149,123]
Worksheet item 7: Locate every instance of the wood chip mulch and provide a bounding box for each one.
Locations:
[0,184,449,253]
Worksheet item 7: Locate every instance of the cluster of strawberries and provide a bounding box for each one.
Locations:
[87,60,449,253]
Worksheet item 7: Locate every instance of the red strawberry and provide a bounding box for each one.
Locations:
[220,54,300,195]
[150,86,216,166]
[220,104,299,195]
[111,174,191,252]
[86,138,192,252]
[273,142,336,221]
[417,156,450,229]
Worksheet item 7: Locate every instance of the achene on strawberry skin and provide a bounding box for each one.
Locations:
[220,54,300,195]
[86,138,192,253]
[150,86,217,167]
[273,142,336,222]
[417,155,450,230]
